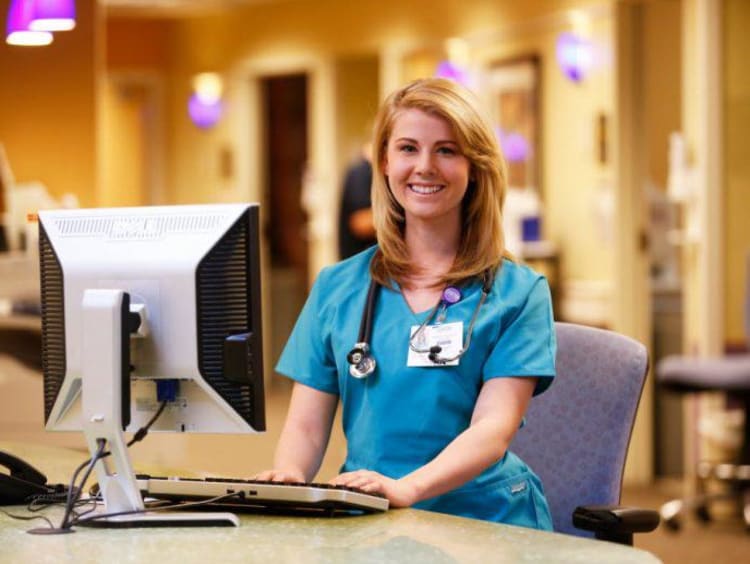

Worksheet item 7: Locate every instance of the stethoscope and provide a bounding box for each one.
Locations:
[347,269,495,378]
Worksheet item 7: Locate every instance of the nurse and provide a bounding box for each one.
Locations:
[258,77,556,528]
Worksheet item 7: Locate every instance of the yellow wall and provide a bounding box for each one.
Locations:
[0,0,100,206]
[100,79,146,207]
[169,0,605,68]
[159,0,609,209]
[465,9,615,287]
[680,0,714,354]
[643,0,682,191]
[106,17,171,69]
[724,0,750,345]
[334,56,379,166]
[148,0,615,286]
[2,0,740,344]
[677,0,749,353]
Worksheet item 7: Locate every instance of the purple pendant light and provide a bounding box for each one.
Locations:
[29,0,76,32]
[556,32,593,83]
[5,0,54,46]
[188,73,225,129]
[188,94,224,130]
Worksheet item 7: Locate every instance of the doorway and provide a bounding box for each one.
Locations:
[261,74,309,387]
[636,0,684,477]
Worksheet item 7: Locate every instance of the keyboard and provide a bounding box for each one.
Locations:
[135,474,389,516]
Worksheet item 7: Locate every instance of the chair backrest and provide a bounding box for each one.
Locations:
[511,322,649,537]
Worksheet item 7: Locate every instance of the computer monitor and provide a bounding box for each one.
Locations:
[37,203,265,526]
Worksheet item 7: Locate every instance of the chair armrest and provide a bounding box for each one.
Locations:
[572,505,660,545]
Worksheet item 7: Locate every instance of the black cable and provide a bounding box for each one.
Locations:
[87,400,169,461]
[58,438,107,531]
[68,497,100,523]
[19,400,170,533]
[24,488,75,509]
[0,507,54,528]
[126,400,168,447]
[61,400,169,527]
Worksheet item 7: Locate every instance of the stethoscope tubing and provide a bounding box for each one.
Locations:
[348,269,494,375]
[358,277,379,344]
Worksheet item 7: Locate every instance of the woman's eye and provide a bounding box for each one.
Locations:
[437,146,457,155]
[398,144,417,153]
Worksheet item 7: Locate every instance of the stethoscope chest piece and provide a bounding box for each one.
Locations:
[347,342,376,378]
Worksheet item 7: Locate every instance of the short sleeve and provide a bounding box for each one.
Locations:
[275,271,339,395]
[482,276,556,396]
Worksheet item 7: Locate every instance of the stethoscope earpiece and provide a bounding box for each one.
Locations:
[428,345,447,365]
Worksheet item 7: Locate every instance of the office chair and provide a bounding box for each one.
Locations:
[657,357,750,530]
[511,322,660,545]
[655,255,750,531]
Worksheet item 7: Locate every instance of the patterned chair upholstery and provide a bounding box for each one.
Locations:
[511,322,658,544]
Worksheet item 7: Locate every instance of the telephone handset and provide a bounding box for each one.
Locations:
[0,450,55,505]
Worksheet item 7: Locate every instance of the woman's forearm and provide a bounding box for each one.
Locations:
[266,382,338,482]
[273,415,332,481]
[327,377,536,508]
[400,417,510,503]
[400,377,536,505]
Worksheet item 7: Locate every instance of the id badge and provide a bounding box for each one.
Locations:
[407,321,463,367]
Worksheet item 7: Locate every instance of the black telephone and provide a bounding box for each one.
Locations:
[0,450,58,505]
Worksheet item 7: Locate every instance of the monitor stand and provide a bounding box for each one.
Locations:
[77,289,238,528]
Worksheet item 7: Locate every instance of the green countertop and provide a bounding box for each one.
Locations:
[0,441,661,564]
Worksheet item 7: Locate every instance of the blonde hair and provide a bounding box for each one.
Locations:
[370,77,512,288]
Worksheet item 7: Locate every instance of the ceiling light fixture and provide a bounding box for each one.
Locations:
[188,73,225,129]
[5,0,54,46]
[556,32,593,83]
[29,0,76,32]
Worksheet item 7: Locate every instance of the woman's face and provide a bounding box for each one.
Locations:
[383,108,471,227]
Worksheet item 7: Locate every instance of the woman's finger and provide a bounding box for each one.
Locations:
[254,470,302,483]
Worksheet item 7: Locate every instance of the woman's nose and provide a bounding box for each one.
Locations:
[415,151,435,175]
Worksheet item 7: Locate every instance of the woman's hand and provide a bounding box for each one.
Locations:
[329,470,419,508]
[254,469,306,483]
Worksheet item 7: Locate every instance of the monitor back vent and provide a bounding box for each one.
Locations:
[39,223,66,423]
[196,210,264,430]
[53,214,226,240]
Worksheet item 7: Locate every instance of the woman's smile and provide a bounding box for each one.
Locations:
[408,183,445,195]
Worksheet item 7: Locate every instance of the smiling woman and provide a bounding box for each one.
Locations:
[370,78,509,290]
[258,78,557,530]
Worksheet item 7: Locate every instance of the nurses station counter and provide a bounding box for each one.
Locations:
[0,442,661,563]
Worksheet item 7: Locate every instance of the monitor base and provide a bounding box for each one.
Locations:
[76,509,239,528]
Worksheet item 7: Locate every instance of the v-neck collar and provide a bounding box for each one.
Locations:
[388,277,484,322]
[389,280,436,321]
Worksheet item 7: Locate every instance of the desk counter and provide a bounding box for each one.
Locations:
[0,442,661,563]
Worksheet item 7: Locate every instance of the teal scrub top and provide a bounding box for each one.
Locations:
[276,247,556,529]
